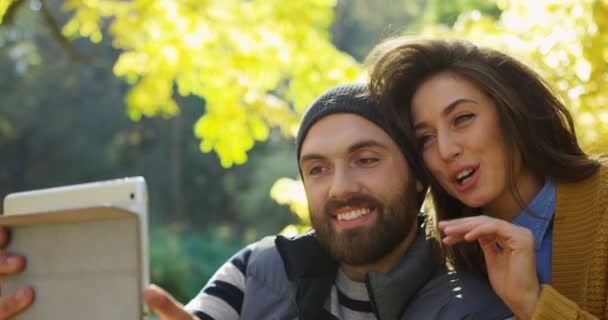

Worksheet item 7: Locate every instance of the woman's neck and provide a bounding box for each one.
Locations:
[484,168,545,221]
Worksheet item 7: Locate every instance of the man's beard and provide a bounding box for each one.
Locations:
[311,180,419,266]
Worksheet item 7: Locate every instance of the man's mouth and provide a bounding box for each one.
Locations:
[331,206,376,230]
[324,195,381,229]
[336,208,371,221]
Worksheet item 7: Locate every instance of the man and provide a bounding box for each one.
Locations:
[0,83,511,319]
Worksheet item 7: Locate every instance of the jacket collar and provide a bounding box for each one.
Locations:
[275,231,338,319]
[275,217,441,320]
[366,228,441,319]
[276,231,337,279]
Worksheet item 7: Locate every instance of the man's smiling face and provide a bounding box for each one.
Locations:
[299,113,422,265]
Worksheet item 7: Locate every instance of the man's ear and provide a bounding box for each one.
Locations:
[416,180,424,192]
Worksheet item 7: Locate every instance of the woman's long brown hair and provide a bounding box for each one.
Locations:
[366,38,601,271]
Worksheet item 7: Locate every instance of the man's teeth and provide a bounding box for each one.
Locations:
[337,208,370,221]
[457,169,473,180]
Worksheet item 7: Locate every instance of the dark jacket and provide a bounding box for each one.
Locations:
[239,229,512,320]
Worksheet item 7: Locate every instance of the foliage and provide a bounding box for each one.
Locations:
[422,0,608,153]
[270,177,311,236]
[1,4,301,300]
[0,0,370,299]
[331,0,427,60]
[422,0,500,26]
[51,0,361,167]
[0,8,125,195]
[0,0,16,24]
[149,224,242,303]
[224,139,300,239]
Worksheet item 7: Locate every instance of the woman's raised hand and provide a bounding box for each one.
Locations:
[439,216,540,320]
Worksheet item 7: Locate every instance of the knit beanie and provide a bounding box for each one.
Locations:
[296,83,423,181]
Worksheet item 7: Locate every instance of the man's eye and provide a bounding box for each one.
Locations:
[454,113,475,126]
[308,166,325,176]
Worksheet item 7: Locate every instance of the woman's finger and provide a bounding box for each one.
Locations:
[439,215,503,234]
[463,221,533,249]
[441,234,468,245]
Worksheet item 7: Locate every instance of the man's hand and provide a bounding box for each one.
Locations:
[0,227,34,320]
[145,285,196,320]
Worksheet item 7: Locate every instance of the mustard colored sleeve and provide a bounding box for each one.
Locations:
[531,285,600,320]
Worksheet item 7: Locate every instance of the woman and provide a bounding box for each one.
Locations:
[366,38,607,319]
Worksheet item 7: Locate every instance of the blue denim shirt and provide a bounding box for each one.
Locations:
[511,178,556,284]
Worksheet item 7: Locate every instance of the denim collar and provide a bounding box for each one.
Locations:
[511,178,557,250]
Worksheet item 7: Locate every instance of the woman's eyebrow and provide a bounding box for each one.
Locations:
[414,98,478,130]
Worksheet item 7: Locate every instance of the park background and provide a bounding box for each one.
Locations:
[1,0,607,305]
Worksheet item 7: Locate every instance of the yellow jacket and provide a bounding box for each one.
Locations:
[533,160,608,319]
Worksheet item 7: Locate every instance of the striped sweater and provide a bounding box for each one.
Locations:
[184,246,375,320]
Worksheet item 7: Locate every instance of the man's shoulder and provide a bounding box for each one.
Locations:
[403,269,512,319]
[246,231,315,262]
[245,231,323,277]
[243,231,337,286]
[245,235,282,273]
[238,232,329,317]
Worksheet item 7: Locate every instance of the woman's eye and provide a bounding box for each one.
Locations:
[357,157,379,166]
[418,134,435,149]
[454,113,475,126]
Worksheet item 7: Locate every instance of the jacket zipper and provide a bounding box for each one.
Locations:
[365,274,382,320]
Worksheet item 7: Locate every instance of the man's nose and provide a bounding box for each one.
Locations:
[328,167,360,200]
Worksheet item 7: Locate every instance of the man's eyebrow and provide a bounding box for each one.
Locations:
[414,98,478,130]
[299,153,325,165]
[299,140,389,164]
[348,139,390,153]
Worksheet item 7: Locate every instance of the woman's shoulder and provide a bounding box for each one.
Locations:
[555,155,607,206]
[589,154,608,209]
[594,154,608,182]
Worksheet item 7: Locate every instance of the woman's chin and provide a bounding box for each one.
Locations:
[455,194,489,210]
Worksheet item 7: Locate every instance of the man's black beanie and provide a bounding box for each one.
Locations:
[296,83,423,181]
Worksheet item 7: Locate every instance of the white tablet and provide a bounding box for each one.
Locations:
[1,177,149,319]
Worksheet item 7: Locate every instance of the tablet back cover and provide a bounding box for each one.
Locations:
[1,178,148,319]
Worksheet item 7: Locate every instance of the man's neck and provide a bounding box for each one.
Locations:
[340,221,419,282]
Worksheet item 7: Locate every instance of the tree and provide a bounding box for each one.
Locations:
[1,1,364,298]
[422,0,500,26]
[23,0,361,168]
[331,0,427,61]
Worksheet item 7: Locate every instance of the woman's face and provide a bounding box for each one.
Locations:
[410,72,533,217]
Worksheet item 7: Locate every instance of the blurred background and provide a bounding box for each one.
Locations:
[1,0,606,304]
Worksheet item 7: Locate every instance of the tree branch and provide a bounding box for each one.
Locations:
[39,0,92,65]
